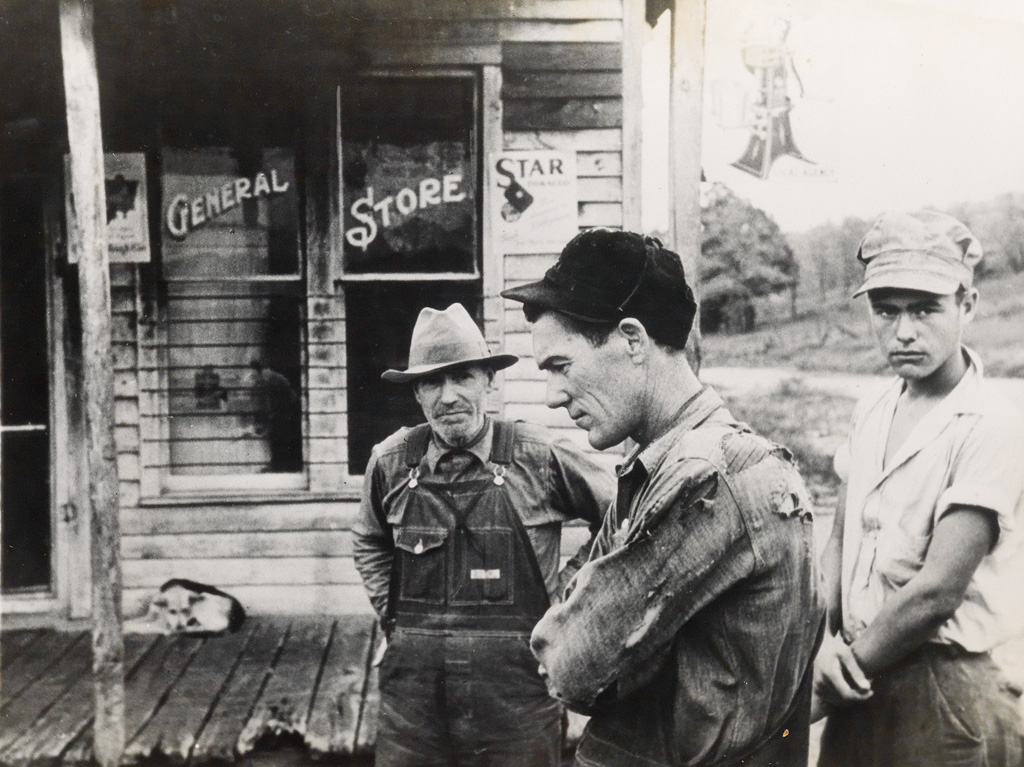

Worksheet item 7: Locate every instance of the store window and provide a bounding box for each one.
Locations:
[339,72,482,474]
[156,146,305,488]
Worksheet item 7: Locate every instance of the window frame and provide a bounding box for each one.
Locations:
[141,144,310,499]
[335,66,505,484]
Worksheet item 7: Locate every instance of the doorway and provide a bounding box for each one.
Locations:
[0,178,52,594]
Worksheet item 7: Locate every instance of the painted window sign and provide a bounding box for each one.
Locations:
[165,168,290,240]
[342,142,475,274]
[340,75,478,276]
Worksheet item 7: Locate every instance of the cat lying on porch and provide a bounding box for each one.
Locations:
[125,579,246,635]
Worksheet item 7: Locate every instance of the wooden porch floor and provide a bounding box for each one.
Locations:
[0,616,381,766]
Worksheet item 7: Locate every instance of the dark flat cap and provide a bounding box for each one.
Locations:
[501,229,697,348]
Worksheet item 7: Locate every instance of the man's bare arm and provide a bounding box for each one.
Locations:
[849,506,996,677]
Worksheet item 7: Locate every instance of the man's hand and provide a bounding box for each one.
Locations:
[811,632,872,721]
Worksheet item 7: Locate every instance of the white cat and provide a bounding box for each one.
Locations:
[125,579,246,635]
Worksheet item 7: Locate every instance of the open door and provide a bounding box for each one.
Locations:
[1,179,84,617]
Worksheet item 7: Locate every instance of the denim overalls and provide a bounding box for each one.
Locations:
[375,421,562,767]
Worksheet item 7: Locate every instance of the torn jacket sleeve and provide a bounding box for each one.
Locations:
[530,463,754,713]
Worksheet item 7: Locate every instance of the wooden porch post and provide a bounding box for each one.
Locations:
[58,1,125,764]
[669,0,707,370]
[622,0,645,233]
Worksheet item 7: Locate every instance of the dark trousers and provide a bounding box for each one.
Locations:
[818,645,1024,767]
[375,629,563,767]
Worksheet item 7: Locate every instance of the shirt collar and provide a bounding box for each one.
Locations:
[885,345,986,416]
[424,417,493,473]
[616,385,725,479]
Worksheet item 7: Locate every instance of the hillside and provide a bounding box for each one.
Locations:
[700,271,1024,377]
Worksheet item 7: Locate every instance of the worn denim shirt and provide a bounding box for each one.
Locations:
[531,387,824,767]
[353,418,615,617]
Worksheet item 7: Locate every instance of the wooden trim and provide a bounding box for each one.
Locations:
[481,65,505,417]
[621,0,645,232]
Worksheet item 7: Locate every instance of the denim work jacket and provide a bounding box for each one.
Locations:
[531,387,824,767]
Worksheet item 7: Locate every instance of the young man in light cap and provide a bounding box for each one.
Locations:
[502,230,823,767]
[814,209,1024,766]
[352,302,615,767]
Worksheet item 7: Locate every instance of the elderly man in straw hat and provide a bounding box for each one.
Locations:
[813,210,1024,766]
[353,303,615,767]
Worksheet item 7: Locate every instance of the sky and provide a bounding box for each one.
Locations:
[642,0,1024,234]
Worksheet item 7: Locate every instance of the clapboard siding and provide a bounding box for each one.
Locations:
[55,0,630,618]
[503,71,622,99]
[503,41,622,70]
[364,0,623,21]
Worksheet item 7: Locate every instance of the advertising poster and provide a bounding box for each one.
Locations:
[489,150,578,255]
[65,151,151,263]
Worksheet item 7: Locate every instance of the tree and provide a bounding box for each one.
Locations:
[699,183,798,332]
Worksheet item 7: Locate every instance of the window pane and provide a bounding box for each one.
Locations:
[161,147,304,476]
[345,283,482,474]
[162,148,299,279]
[341,76,478,275]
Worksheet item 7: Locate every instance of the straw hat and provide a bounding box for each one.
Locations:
[381,303,518,384]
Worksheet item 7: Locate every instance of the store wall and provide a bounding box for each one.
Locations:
[113,0,630,617]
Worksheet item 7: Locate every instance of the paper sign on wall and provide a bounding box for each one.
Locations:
[489,150,577,255]
[65,152,151,263]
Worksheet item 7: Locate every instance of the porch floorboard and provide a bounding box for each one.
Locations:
[0,615,379,767]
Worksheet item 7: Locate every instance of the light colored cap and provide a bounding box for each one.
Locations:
[382,303,518,383]
[853,209,983,297]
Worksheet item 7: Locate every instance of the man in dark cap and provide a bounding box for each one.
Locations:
[502,230,824,767]
[352,302,615,767]
[813,210,1024,766]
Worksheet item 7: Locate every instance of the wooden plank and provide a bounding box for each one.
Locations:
[359,0,622,21]
[190,620,290,762]
[236,618,334,754]
[505,98,622,131]
[306,615,376,755]
[123,557,361,589]
[61,635,207,764]
[579,176,622,202]
[362,19,621,44]
[122,530,354,560]
[0,634,158,766]
[577,150,622,176]
[120,503,358,536]
[504,253,557,281]
[579,201,622,227]
[368,42,502,67]
[125,626,255,763]
[503,71,622,99]
[0,635,92,752]
[353,623,382,755]
[0,630,43,669]
[0,631,84,709]
[503,41,621,71]
[504,128,622,151]
[124,586,375,620]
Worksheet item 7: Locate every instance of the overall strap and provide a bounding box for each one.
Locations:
[403,424,433,469]
[488,419,516,466]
